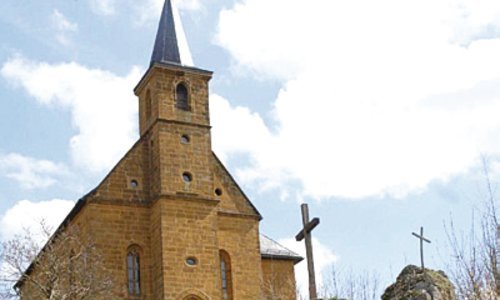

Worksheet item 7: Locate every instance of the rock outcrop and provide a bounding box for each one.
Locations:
[382,265,456,300]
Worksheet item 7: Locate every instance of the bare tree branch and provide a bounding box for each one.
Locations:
[0,221,116,300]
[444,156,498,300]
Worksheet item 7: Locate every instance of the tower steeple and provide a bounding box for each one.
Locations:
[151,0,181,65]
[135,0,213,137]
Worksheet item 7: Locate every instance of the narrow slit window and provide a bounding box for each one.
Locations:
[220,250,233,300]
[145,90,152,118]
[127,247,141,296]
[176,83,189,110]
[69,250,75,298]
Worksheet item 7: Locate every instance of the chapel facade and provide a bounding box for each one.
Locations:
[16,1,301,299]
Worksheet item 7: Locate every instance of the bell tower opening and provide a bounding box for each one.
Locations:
[175,82,189,110]
[145,90,152,118]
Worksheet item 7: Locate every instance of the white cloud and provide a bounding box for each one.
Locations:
[133,0,163,25]
[173,1,195,66]
[145,0,202,14]
[0,199,74,294]
[85,0,197,65]
[91,0,202,24]
[88,0,116,16]
[210,95,300,192]
[1,57,141,173]
[51,9,78,46]
[52,9,78,32]
[210,94,272,160]
[0,199,75,242]
[279,237,337,298]
[212,0,500,199]
[125,0,195,65]
[445,0,500,46]
[0,153,68,189]
[173,0,202,11]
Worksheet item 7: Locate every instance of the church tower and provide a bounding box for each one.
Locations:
[16,1,302,299]
[133,1,265,298]
[135,0,214,200]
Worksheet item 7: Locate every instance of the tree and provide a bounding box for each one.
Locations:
[320,265,380,300]
[0,221,116,300]
[444,157,499,300]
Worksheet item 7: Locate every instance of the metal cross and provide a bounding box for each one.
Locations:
[295,203,320,300]
[412,226,431,271]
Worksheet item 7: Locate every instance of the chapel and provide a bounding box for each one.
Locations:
[16,0,302,299]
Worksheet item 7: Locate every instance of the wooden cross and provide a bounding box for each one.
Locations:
[295,203,320,300]
[412,226,431,271]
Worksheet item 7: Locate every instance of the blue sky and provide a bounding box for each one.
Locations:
[1,0,500,296]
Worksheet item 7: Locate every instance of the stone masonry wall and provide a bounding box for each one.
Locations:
[83,202,153,299]
[156,123,213,198]
[217,214,263,299]
[262,259,297,300]
[157,197,220,299]
[137,67,211,136]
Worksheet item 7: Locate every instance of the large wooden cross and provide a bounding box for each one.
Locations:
[295,203,320,300]
[412,226,431,271]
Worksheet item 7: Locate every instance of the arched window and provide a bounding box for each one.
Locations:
[176,83,189,110]
[219,250,233,300]
[145,90,152,118]
[127,246,141,296]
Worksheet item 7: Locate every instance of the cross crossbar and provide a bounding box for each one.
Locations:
[295,217,320,241]
[412,232,431,244]
[412,226,431,271]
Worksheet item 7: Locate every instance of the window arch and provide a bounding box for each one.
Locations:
[176,83,189,111]
[127,245,141,296]
[219,250,233,300]
[179,289,209,300]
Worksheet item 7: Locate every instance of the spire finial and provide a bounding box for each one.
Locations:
[151,0,181,65]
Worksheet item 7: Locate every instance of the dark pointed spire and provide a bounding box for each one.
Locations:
[151,0,181,65]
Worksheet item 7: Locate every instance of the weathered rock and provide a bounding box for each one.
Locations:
[381,265,456,300]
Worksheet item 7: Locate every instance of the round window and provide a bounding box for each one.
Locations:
[186,257,198,266]
[183,172,193,183]
[181,135,190,144]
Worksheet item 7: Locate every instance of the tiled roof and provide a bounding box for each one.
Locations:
[260,234,303,263]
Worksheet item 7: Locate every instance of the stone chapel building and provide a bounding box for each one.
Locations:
[16,0,302,299]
